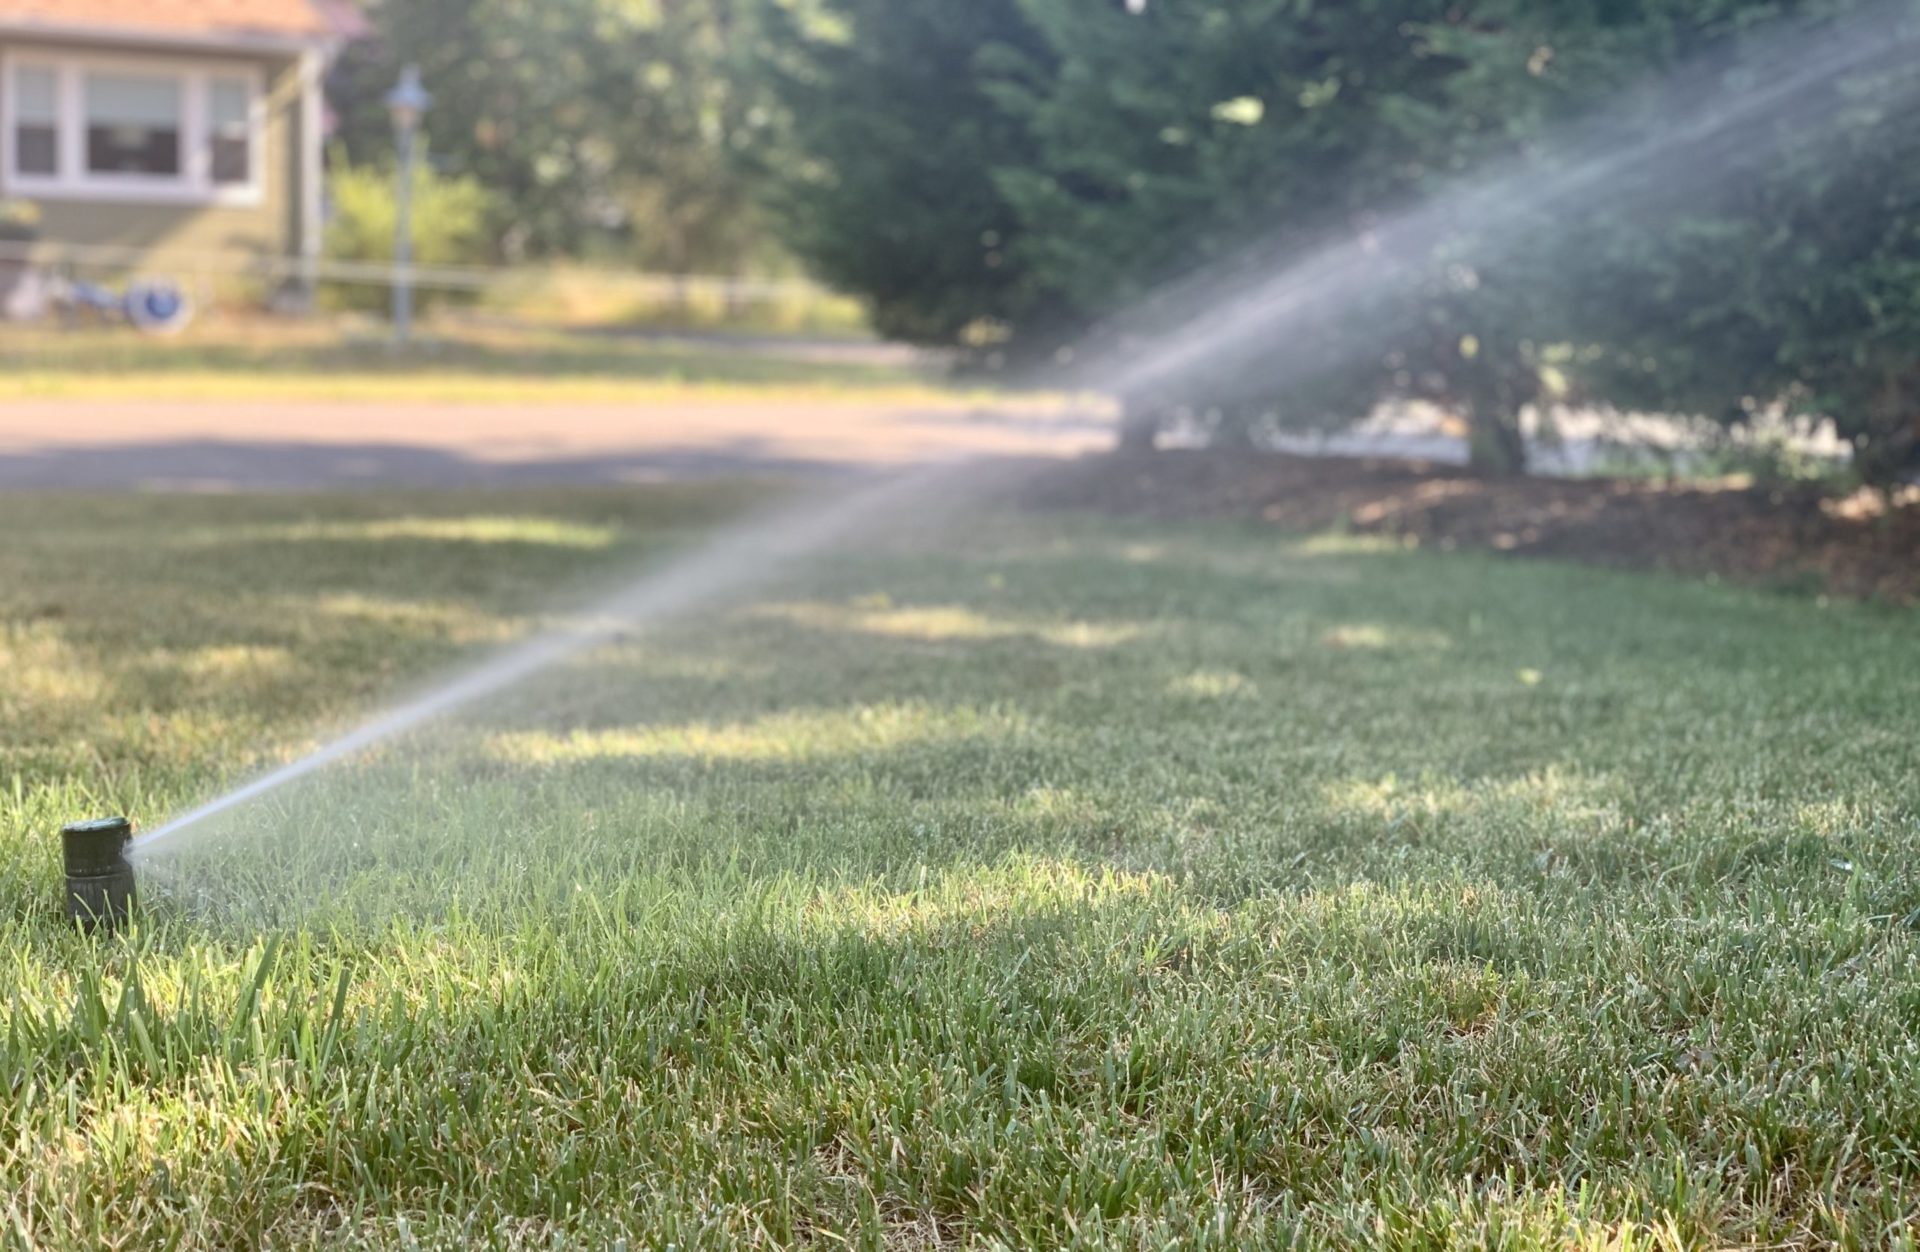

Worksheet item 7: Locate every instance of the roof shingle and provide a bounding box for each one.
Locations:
[0,0,361,42]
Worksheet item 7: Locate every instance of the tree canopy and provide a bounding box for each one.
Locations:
[746,0,1920,482]
[333,0,774,275]
[740,0,1056,346]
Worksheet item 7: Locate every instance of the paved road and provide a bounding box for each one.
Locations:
[0,398,1114,491]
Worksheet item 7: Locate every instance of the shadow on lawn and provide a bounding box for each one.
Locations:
[0,438,865,492]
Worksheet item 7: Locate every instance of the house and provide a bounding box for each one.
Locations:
[0,0,363,292]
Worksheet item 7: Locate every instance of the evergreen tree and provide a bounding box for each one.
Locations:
[992,0,1648,470]
[751,0,1920,480]
[1559,0,1920,486]
[742,0,1059,347]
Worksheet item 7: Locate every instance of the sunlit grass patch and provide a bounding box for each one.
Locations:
[488,700,1031,765]
[803,855,1170,942]
[0,322,952,403]
[1166,669,1255,699]
[757,598,1148,648]
[1321,621,1454,650]
[191,515,625,551]
[307,593,527,646]
[169,644,298,680]
[113,646,305,720]
[1320,766,1620,820]
[0,624,106,709]
[1317,768,1627,855]
[560,641,762,683]
[1291,531,1417,556]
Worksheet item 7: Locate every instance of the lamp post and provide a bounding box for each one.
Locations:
[384,64,431,346]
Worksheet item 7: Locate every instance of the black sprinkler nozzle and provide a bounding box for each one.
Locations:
[62,816,136,931]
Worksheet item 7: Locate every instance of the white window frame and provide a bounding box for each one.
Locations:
[0,51,265,207]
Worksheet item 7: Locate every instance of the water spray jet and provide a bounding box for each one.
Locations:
[62,816,137,932]
[128,463,995,863]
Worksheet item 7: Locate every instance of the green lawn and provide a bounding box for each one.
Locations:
[3,484,1918,1249]
[0,323,949,404]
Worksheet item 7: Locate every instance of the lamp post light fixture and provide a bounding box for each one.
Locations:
[384,64,432,346]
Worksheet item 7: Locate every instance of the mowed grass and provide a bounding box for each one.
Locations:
[0,322,951,404]
[2,483,1919,1249]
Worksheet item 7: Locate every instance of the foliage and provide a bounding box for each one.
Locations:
[750,0,1624,468]
[0,198,38,243]
[1555,0,1920,488]
[751,0,1920,481]
[989,0,1920,471]
[322,153,496,312]
[477,266,870,337]
[332,0,777,275]
[994,0,1583,467]
[743,0,1060,349]
[5,487,1920,1244]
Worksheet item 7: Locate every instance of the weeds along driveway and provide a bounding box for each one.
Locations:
[0,397,1113,491]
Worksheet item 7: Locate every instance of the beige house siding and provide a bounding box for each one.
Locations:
[0,37,306,267]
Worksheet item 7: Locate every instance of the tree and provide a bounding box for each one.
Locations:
[1001,0,1920,481]
[754,0,1617,469]
[332,0,774,274]
[749,0,1920,481]
[1556,0,1920,487]
[742,0,1061,347]
[991,0,1718,472]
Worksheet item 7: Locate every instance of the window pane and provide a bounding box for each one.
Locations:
[85,72,181,177]
[13,66,58,176]
[16,127,56,176]
[15,67,57,123]
[209,78,249,128]
[209,77,251,186]
[86,73,179,126]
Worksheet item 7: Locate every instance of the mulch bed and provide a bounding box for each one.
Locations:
[1024,450,1920,604]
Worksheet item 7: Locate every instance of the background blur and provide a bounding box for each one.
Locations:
[3,0,1915,491]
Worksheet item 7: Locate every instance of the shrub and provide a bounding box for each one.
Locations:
[322,152,497,313]
[0,199,39,244]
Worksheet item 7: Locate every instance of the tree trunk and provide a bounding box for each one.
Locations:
[1853,421,1918,497]
[1467,409,1528,476]
[1858,373,1918,496]
[1213,410,1260,451]
[1117,404,1162,454]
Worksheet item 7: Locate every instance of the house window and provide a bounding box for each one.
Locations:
[85,72,183,178]
[12,66,57,176]
[2,56,262,204]
[208,77,252,186]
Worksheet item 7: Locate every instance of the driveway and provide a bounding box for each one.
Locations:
[0,397,1114,491]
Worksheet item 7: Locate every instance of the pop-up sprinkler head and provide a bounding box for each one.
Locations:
[62,817,136,932]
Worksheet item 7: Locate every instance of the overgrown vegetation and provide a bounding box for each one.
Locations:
[4,486,1918,1246]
